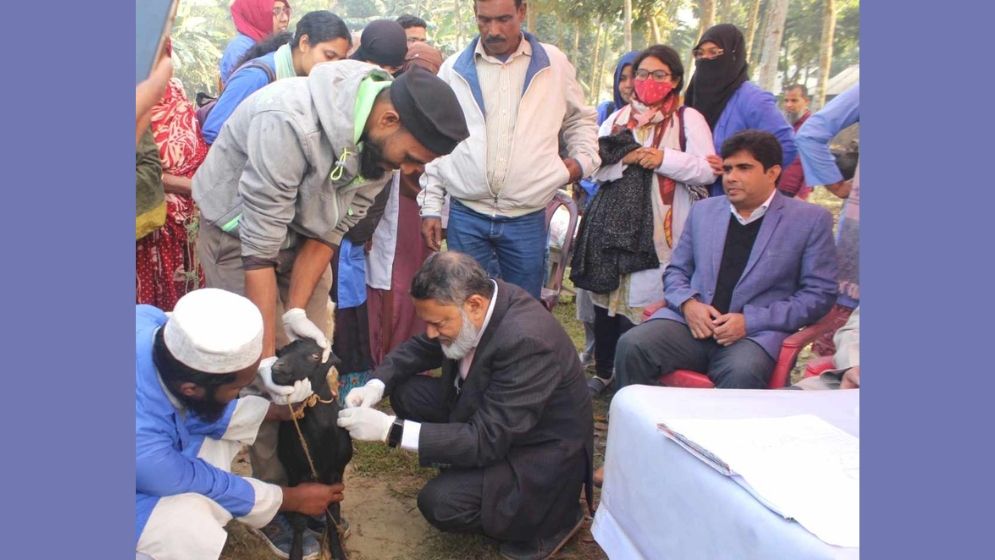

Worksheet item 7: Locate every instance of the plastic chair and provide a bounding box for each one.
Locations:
[541,190,578,312]
[803,355,836,378]
[640,304,847,389]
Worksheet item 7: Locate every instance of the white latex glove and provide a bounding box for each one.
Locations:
[258,356,314,405]
[337,407,395,442]
[282,308,330,361]
[345,379,386,408]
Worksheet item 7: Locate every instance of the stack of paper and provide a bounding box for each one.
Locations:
[658,415,859,548]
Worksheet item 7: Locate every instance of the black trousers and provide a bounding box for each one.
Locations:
[592,305,635,379]
[390,376,485,534]
[614,319,776,389]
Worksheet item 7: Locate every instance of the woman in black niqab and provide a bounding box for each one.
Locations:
[685,23,749,129]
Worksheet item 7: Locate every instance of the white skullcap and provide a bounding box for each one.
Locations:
[163,288,263,374]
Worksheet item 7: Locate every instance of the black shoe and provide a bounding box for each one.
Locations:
[587,375,612,396]
[498,509,586,560]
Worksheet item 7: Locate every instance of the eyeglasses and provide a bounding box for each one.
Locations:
[693,47,725,60]
[273,6,292,18]
[635,69,672,82]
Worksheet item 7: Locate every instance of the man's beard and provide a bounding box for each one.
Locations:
[440,310,481,360]
[360,136,388,180]
[785,111,800,125]
[175,385,228,423]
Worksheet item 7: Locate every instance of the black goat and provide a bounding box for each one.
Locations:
[272,339,353,560]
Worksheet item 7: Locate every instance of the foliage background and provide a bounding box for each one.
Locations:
[172,0,858,106]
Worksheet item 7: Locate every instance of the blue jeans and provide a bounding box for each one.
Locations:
[446,199,547,299]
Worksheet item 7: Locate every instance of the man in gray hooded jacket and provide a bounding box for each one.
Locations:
[193,60,468,557]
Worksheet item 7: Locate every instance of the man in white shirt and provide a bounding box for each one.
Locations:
[337,251,594,560]
[419,0,600,299]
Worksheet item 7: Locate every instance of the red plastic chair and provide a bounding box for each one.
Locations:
[541,190,579,312]
[640,303,847,389]
[803,355,836,378]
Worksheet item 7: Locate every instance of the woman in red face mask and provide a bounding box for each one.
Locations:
[580,44,718,398]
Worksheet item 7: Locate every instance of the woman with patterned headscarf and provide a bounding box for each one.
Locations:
[573,45,717,396]
[685,23,796,197]
[219,0,292,86]
[137,41,209,310]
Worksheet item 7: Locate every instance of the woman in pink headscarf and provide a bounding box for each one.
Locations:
[218,0,291,85]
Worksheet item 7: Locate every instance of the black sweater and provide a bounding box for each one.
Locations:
[712,214,765,314]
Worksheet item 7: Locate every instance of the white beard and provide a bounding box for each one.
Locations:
[440,310,480,360]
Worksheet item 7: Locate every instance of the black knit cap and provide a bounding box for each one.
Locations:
[350,20,408,68]
[389,67,469,156]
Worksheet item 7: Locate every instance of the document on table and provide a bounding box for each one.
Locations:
[658,415,859,548]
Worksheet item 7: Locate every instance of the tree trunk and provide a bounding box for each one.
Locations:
[624,0,633,51]
[698,0,716,39]
[814,0,837,108]
[572,24,581,63]
[453,0,464,47]
[595,33,610,104]
[527,0,537,34]
[756,0,789,91]
[788,40,802,85]
[651,16,662,44]
[744,0,761,63]
[589,17,605,97]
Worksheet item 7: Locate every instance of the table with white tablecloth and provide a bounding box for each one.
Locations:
[592,386,859,559]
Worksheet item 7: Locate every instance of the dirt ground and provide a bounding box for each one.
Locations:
[221,422,610,560]
[222,467,607,559]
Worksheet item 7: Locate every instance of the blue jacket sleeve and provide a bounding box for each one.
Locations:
[135,419,258,518]
[796,83,860,186]
[202,67,271,144]
[748,88,798,168]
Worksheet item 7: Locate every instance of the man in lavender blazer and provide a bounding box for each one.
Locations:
[615,131,837,389]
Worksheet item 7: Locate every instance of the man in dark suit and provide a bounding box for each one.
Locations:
[337,251,593,560]
[615,130,838,389]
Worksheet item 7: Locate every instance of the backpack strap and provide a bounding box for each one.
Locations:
[240,59,277,84]
[220,59,277,94]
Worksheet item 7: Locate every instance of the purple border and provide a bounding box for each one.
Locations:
[2,0,136,555]
[5,1,982,556]
[860,1,993,556]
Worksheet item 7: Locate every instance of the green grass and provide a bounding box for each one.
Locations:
[349,440,436,479]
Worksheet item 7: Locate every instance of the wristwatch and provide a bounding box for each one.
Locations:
[387,417,405,448]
